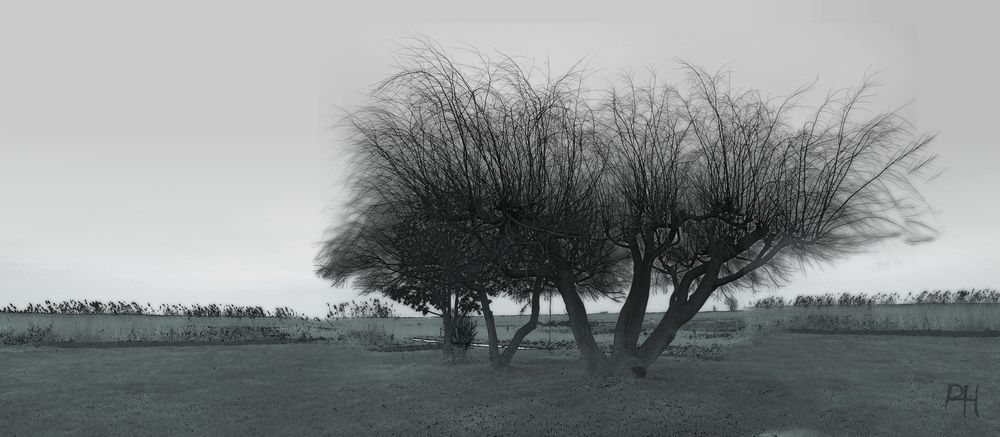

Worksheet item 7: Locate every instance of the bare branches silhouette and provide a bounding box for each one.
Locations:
[317,38,937,376]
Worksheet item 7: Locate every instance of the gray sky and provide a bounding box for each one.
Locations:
[2,1,998,317]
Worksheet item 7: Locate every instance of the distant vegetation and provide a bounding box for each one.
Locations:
[0,313,324,346]
[1,298,404,320]
[326,298,398,319]
[783,305,1000,332]
[744,289,1000,334]
[1,300,306,319]
[723,294,739,312]
[751,289,1000,309]
[0,298,407,347]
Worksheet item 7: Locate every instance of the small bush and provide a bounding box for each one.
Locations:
[341,323,396,349]
[723,294,739,312]
[450,313,477,361]
[0,325,59,345]
[539,319,571,328]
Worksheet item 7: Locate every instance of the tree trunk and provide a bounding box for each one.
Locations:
[637,276,718,367]
[634,250,727,367]
[603,348,650,378]
[556,267,607,375]
[476,289,501,367]
[498,287,541,367]
[612,259,653,353]
[599,259,657,378]
[637,307,685,366]
[441,307,454,359]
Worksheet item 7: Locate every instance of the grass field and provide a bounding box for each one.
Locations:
[3,306,999,435]
[2,333,997,436]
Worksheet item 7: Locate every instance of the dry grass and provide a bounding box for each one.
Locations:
[2,333,998,436]
[4,303,998,349]
[337,321,399,349]
[764,304,1000,332]
[0,313,328,345]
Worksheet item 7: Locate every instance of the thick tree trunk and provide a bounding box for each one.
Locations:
[612,260,653,353]
[634,250,727,365]
[637,308,685,366]
[498,288,541,367]
[556,267,607,375]
[604,306,687,378]
[476,289,501,367]
[637,275,718,367]
[601,259,657,378]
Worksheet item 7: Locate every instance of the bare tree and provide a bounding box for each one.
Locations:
[624,64,936,375]
[516,63,934,377]
[594,72,695,375]
[318,38,624,369]
[318,38,935,377]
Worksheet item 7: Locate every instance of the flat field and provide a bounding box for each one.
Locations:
[6,303,1000,348]
[2,329,998,436]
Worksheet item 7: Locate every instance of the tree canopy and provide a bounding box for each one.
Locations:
[316,39,936,376]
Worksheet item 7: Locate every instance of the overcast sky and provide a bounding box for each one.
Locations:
[2,1,997,317]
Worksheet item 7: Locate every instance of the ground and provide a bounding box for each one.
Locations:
[2,332,997,436]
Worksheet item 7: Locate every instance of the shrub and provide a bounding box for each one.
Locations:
[450,313,477,362]
[341,322,396,349]
[752,296,785,309]
[539,319,572,328]
[0,325,58,345]
[326,298,398,319]
[273,307,299,319]
[723,294,739,312]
